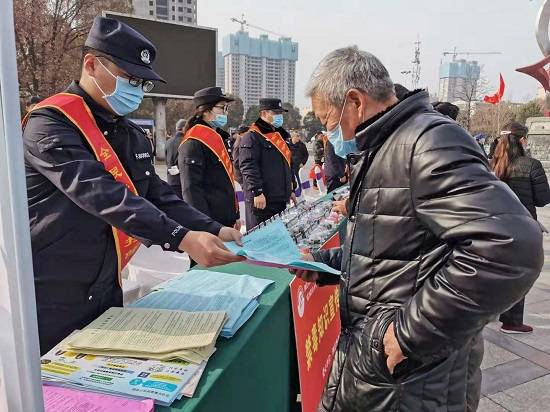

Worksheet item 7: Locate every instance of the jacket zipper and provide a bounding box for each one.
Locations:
[342,150,373,328]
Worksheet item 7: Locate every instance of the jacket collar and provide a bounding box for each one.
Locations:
[254,117,290,140]
[355,90,432,151]
[195,118,230,139]
[66,81,120,125]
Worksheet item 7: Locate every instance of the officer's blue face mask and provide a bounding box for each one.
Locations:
[327,95,358,159]
[93,58,144,116]
[211,114,228,129]
[271,114,284,128]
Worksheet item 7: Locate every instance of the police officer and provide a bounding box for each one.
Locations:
[23,17,243,354]
[166,118,185,198]
[178,87,241,230]
[239,98,296,229]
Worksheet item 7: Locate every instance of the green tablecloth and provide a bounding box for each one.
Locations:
[157,263,298,412]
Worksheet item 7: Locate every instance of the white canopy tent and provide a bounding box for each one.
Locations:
[0,1,45,410]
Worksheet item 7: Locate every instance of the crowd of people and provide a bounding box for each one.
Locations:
[21,15,550,412]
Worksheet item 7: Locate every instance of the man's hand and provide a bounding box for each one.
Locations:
[289,253,319,283]
[339,175,348,183]
[290,192,298,206]
[332,198,349,217]
[178,231,244,267]
[218,226,243,246]
[254,194,267,209]
[383,322,407,374]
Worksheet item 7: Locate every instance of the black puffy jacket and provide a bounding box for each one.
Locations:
[314,91,543,412]
[504,156,550,219]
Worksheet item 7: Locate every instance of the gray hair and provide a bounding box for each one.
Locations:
[305,46,394,107]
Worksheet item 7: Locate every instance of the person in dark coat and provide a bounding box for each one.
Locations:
[288,130,309,193]
[433,101,460,120]
[178,87,241,229]
[491,122,550,333]
[22,17,243,354]
[488,135,499,159]
[394,83,409,100]
[165,118,185,197]
[293,46,542,412]
[232,124,249,185]
[323,139,348,192]
[474,133,488,158]
[312,131,325,165]
[239,98,296,229]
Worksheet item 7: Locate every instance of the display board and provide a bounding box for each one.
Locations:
[104,12,216,98]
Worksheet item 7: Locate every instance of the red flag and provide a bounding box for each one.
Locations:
[483,74,505,104]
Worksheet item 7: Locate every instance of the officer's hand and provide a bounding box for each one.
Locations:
[179,231,245,267]
[289,253,319,283]
[233,220,242,231]
[332,198,349,217]
[254,194,267,210]
[339,175,348,183]
[290,193,298,206]
[218,226,243,246]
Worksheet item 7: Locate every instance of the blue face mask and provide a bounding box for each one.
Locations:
[211,114,228,129]
[94,58,145,116]
[327,95,358,158]
[271,114,284,128]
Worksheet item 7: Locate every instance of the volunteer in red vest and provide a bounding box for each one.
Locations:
[22,16,243,355]
[178,87,240,232]
[239,98,296,229]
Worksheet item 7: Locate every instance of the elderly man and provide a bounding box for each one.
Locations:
[294,46,543,411]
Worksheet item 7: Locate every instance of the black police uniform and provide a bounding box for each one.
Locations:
[23,17,223,354]
[239,102,293,229]
[323,139,348,192]
[178,120,239,227]
[165,131,183,197]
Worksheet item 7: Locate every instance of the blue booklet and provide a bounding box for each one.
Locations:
[225,219,341,275]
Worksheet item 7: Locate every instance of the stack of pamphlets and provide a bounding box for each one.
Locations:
[132,270,274,338]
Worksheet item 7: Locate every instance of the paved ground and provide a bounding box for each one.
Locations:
[478,206,550,411]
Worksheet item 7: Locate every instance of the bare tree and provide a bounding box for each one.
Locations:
[469,102,517,139]
[454,66,490,131]
[14,0,131,99]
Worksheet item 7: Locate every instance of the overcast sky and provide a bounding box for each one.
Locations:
[197,0,544,109]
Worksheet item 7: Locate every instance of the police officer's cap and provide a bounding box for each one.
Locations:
[85,16,165,82]
[193,87,234,108]
[259,98,288,113]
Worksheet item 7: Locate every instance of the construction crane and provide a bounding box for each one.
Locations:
[442,47,502,60]
[230,14,288,39]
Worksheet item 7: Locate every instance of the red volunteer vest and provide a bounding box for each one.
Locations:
[181,124,239,212]
[24,93,141,284]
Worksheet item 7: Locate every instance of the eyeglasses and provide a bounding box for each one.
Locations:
[129,77,155,93]
[97,56,155,92]
[213,104,229,113]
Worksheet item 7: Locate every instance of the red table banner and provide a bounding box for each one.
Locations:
[290,231,342,412]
